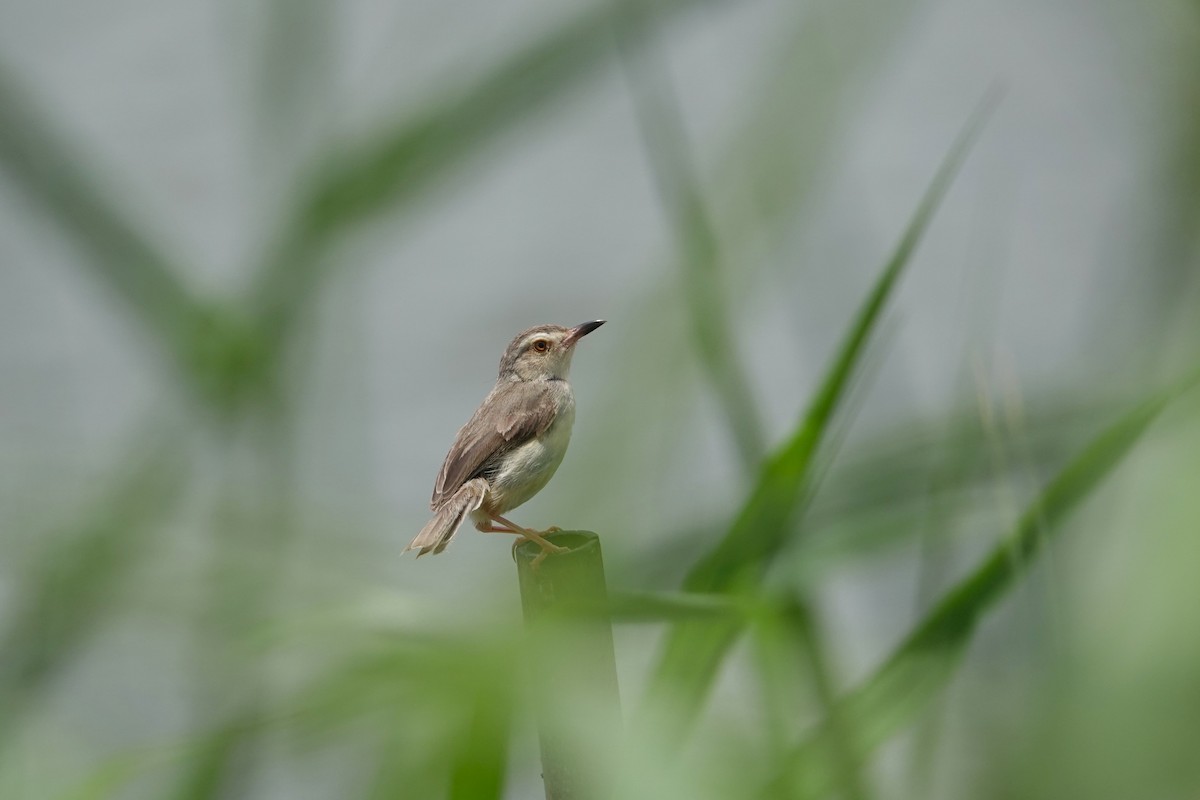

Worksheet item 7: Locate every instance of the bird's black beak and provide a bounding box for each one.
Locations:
[565,319,605,346]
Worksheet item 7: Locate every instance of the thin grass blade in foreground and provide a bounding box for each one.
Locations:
[170,723,251,800]
[638,95,998,741]
[768,377,1198,798]
[774,596,870,800]
[448,686,511,800]
[607,590,744,622]
[54,750,165,800]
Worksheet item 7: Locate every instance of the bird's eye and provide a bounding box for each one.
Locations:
[532,339,550,353]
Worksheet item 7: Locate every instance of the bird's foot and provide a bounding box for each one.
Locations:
[489,515,568,567]
[511,531,569,569]
[528,540,569,570]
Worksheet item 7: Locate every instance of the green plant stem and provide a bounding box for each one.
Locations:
[616,2,767,472]
[767,380,1194,798]
[640,93,999,743]
[516,532,622,800]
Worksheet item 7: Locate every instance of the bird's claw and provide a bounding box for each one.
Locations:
[529,542,569,570]
[513,536,569,570]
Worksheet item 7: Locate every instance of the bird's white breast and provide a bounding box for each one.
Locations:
[485,390,575,514]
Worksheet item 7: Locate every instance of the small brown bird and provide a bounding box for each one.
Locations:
[405,320,605,563]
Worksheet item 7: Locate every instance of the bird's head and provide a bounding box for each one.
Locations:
[498,320,605,381]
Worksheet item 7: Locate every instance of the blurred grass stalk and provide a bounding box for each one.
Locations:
[0,435,184,752]
[248,0,728,353]
[639,91,1000,744]
[768,372,1199,797]
[616,0,768,472]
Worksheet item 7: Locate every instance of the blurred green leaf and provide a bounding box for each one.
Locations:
[255,0,334,147]
[616,392,1108,591]
[538,0,931,526]
[610,0,930,476]
[716,0,924,265]
[447,683,512,800]
[0,65,204,369]
[0,65,275,411]
[297,636,518,800]
[169,723,248,800]
[608,590,743,622]
[366,728,447,800]
[250,0,721,346]
[639,95,997,741]
[789,393,1119,568]
[760,596,870,800]
[686,93,999,592]
[54,750,160,800]
[617,3,767,470]
[289,633,516,737]
[0,438,184,749]
[770,377,1196,798]
[806,395,1107,527]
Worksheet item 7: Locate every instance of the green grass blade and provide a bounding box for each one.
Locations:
[687,91,998,594]
[607,590,744,622]
[0,439,184,750]
[254,0,334,148]
[168,724,246,800]
[770,381,1194,798]
[448,686,512,800]
[550,1,929,521]
[715,0,924,274]
[54,751,161,800]
[637,96,997,740]
[0,66,202,360]
[617,5,767,471]
[766,596,871,800]
[250,0,720,345]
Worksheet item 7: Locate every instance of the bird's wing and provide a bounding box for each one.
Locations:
[431,381,559,509]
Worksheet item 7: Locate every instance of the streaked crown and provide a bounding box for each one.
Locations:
[497,320,605,381]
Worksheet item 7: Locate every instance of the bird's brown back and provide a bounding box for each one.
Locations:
[430,379,559,509]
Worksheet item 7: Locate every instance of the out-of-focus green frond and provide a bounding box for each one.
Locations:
[715,0,924,258]
[249,0,723,347]
[0,438,184,749]
[255,0,334,148]
[769,376,1197,798]
[0,66,204,371]
[607,590,744,622]
[54,750,164,800]
[639,95,997,741]
[617,3,767,471]
[447,682,512,800]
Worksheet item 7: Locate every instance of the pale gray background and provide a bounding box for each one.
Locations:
[1,0,1197,796]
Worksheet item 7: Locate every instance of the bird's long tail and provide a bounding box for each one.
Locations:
[405,478,488,557]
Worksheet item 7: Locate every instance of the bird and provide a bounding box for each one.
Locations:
[405,320,605,565]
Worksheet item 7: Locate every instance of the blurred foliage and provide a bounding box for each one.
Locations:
[1,0,1199,799]
[640,96,995,741]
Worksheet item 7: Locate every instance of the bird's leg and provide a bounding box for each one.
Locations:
[486,513,568,565]
[490,514,568,551]
[487,520,561,537]
[476,523,532,560]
